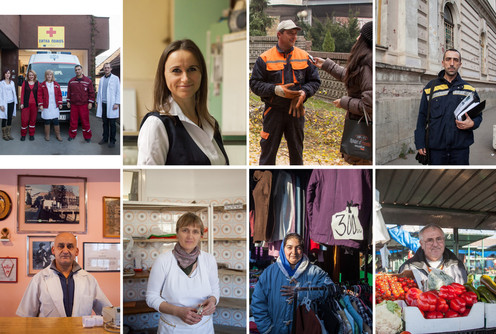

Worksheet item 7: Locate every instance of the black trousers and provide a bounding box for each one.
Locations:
[102,102,117,143]
[2,102,15,127]
[259,106,304,165]
[429,147,470,165]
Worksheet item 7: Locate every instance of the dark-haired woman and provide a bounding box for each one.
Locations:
[19,69,40,141]
[0,69,17,141]
[138,39,229,165]
[314,21,373,165]
[251,233,332,334]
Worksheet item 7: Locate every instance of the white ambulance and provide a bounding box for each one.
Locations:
[25,52,80,121]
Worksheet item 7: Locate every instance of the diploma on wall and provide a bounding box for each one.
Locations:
[453,92,486,121]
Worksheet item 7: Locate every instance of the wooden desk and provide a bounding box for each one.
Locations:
[0,317,110,333]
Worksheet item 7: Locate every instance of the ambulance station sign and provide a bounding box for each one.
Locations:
[38,26,65,48]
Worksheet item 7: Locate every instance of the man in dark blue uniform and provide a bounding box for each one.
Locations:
[250,20,321,165]
[415,49,482,165]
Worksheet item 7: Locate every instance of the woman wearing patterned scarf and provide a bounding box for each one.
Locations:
[146,212,219,333]
[251,233,333,334]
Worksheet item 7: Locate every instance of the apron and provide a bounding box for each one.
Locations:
[158,256,214,334]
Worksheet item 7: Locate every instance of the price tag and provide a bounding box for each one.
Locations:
[331,206,363,240]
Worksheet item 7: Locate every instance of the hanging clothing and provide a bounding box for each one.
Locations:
[270,170,295,242]
[251,254,333,334]
[252,170,273,242]
[306,169,372,248]
[295,305,322,334]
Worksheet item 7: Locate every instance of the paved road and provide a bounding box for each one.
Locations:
[385,106,496,165]
[0,109,120,155]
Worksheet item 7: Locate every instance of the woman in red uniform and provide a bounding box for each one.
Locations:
[20,69,40,141]
[38,70,63,141]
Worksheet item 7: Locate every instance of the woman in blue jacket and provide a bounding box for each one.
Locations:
[251,233,333,334]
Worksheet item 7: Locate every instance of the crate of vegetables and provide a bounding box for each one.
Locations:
[375,271,419,304]
[480,274,496,328]
[401,282,484,333]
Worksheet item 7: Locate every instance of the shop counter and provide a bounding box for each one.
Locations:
[0,317,108,333]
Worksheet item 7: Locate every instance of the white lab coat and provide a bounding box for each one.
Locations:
[96,74,120,119]
[16,264,111,317]
[0,80,17,119]
[146,250,220,334]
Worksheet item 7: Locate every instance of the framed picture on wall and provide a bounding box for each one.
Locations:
[17,175,87,234]
[83,242,120,272]
[103,196,120,238]
[27,235,55,275]
[0,257,18,282]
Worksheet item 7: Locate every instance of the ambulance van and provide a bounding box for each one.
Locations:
[24,52,81,121]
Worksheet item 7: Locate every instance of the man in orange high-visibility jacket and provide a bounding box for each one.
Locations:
[250,20,321,165]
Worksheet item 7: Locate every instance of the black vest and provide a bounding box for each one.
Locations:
[140,112,230,165]
[23,81,39,107]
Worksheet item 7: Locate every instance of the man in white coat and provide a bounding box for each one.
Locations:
[96,62,120,148]
[16,232,112,317]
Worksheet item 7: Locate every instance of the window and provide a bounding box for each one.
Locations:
[444,5,454,50]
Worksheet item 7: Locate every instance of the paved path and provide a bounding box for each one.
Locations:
[385,106,496,166]
[0,110,120,155]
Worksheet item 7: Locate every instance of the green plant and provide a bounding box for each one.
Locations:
[250,0,273,36]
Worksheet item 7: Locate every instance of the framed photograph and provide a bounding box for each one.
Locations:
[83,242,120,272]
[0,257,18,282]
[103,196,120,238]
[27,235,55,275]
[18,175,87,234]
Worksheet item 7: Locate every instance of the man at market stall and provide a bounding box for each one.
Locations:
[398,224,467,284]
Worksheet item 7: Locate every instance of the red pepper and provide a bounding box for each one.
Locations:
[460,308,471,317]
[418,291,438,312]
[460,291,478,307]
[425,311,444,319]
[445,310,460,318]
[405,288,422,307]
[439,285,456,300]
[436,297,449,313]
[450,283,466,295]
[449,296,467,314]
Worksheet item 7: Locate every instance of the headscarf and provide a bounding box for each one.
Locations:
[279,241,302,277]
[172,242,200,269]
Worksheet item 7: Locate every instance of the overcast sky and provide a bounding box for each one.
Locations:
[2,0,122,65]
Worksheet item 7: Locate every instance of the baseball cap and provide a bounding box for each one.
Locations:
[277,20,302,32]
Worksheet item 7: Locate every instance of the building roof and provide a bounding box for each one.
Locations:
[96,48,120,76]
[377,169,496,230]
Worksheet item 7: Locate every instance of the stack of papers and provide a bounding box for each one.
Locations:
[453,92,486,121]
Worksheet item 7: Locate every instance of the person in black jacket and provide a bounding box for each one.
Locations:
[137,39,229,165]
[20,70,40,141]
[250,20,321,165]
[399,224,467,284]
[415,49,482,165]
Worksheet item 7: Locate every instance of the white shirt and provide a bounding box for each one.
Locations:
[137,99,226,165]
[146,251,219,333]
[0,80,17,119]
[2,80,14,103]
[16,264,111,317]
[42,82,60,120]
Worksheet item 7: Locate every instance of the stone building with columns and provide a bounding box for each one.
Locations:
[376,0,496,164]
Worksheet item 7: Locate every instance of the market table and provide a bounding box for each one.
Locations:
[0,317,109,333]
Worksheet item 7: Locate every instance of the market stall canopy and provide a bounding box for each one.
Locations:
[377,169,496,230]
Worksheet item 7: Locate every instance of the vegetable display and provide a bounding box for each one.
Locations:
[404,282,482,319]
[375,274,418,304]
[376,300,403,334]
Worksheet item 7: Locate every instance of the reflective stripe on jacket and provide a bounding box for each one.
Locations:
[414,70,482,150]
[250,45,321,109]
